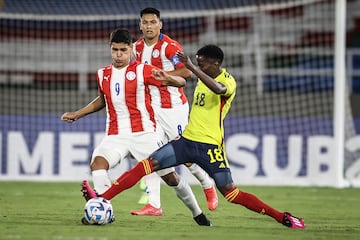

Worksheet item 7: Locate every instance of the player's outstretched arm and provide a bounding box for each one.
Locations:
[151,69,186,87]
[61,95,106,123]
[166,66,192,79]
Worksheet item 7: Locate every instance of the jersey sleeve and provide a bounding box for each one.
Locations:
[143,64,163,87]
[165,40,185,69]
[218,69,236,97]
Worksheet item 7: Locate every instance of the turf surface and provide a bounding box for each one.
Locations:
[0,182,359,240]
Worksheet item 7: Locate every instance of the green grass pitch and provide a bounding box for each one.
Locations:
[0,182,359,240]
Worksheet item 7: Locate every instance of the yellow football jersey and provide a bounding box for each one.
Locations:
[182,68,236,145]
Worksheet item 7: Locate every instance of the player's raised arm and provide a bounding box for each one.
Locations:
[177,51,226,95]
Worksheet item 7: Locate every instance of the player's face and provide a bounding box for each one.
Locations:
[196,56,219,78]
[110,42,132,69]
[139,14,162,42]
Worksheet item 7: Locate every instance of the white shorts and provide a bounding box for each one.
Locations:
[91,131,174,176]
[154,103,189,142]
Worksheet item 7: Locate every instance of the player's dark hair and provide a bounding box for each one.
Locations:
[196,45,224,64]
[140,7,160,18]
[109,28,132,45]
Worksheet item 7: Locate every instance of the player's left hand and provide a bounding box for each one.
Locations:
[151,69,169,81]
[176,51,194,68]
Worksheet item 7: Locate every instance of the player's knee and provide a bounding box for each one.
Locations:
[161,172,179,186]
[90,156,109,171]
[150,159,161,171]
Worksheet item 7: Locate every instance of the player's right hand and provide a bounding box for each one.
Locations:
[61,112,77,123]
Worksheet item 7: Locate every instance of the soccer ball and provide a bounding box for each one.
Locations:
[83,197,114,225]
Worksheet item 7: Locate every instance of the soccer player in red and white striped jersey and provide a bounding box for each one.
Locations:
[131,7,218,216]
[61,28,211,226]
[84,44,305,229]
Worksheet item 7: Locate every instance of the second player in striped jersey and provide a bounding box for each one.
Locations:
[131,7,218,216]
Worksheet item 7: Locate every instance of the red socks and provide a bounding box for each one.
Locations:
[101,159,153,200]
[225,187,283,223]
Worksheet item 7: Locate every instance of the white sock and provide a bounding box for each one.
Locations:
[144,173,161,208]
[92,169,112,195]
[187,163,213,189]
[172,177,202,217]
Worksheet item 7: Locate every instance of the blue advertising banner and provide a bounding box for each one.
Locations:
[1,115,360,186]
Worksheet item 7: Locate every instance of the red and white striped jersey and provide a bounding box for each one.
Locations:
[96,61,163,135]
[133,33,187,109]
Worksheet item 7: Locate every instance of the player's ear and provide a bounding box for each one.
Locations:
[159,20,163,30]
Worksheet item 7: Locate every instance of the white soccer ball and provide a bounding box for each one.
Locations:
[83,197,114,225]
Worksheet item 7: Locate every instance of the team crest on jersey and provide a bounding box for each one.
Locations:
[126,71,136,81]
[152,49,160,58]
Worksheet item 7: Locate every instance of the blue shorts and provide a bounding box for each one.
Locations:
[149,136,233,187]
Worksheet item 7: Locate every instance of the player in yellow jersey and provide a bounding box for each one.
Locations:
[83,45,305,228]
